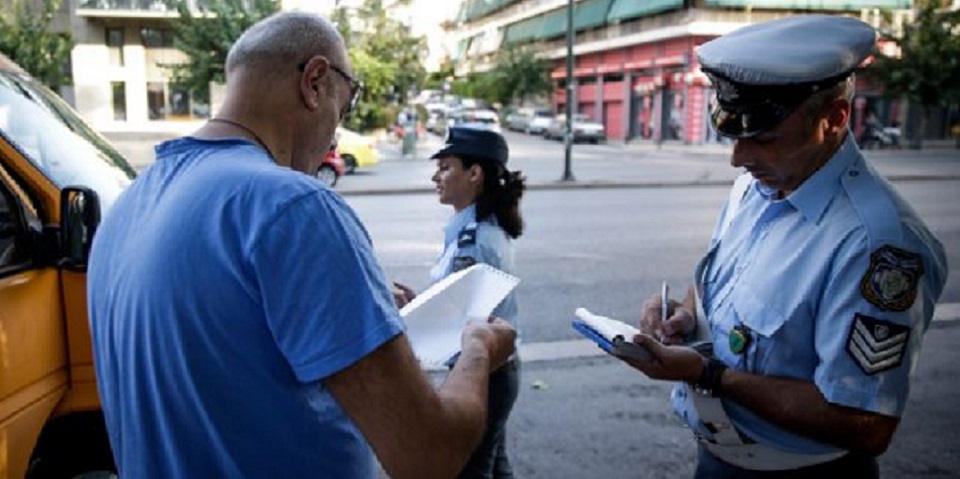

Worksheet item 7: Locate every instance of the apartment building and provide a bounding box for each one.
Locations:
[17,0,337,132]
[445,0,916,144]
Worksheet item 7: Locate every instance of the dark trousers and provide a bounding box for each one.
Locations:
[695,444,879,479]
[457,359,520,479]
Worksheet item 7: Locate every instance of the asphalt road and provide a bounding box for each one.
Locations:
[347,182,960,478]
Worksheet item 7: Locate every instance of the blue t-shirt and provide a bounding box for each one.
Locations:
[88,137,404,477]
[674,136,948,454]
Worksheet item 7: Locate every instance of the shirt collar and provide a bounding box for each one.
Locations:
[444,204,477,245]
[779,134,860,223]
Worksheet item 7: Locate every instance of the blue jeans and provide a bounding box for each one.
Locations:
[457,359,520,479]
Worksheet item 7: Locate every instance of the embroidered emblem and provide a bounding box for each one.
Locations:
[457,226,477,248]
[860,245,923,312]
[452,256,476,272]
[715,77,740,102]
[846,313,910,375]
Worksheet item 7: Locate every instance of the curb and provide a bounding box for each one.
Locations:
[335,174,960,197]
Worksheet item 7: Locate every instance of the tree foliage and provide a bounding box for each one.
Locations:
[865,0,960,142]
[167,0,279,103]
[443,46,552,109]
[334,0,427,131]
[0,0,73,90]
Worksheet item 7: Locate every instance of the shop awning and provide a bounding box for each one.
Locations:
[607,0,683,22]
[701,0,910,9]
[574,0,614,31]
[538,8,568,40]
[451,37,473,61]
[503,15,545,45]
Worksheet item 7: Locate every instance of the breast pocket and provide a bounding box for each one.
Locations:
[731,290,789,374]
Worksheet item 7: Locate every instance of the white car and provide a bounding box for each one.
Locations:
[543,114,606,143]
[525,109,554,135]
[453,109,502,133]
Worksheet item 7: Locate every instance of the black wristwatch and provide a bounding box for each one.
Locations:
[694,357,728,397]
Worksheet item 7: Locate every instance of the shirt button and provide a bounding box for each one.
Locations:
[849,170,860,177]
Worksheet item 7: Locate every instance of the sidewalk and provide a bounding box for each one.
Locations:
[103,130,960,197]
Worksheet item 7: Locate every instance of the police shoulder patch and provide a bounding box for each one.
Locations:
[846,313,910,375]
[859,245,923,312]
[457,224,477,248]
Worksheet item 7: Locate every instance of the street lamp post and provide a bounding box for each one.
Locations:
[561,0,575,182]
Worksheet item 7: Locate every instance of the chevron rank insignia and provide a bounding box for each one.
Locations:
[860,245,923,312]
[846,313,910,375]
[452,256,476,272]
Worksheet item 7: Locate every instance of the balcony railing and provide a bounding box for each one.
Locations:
[76,0,219,16]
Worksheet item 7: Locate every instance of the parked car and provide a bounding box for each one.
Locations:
[457,108,501,133]
[525,109,555,135]
[505,109,532,132]
[316,143,346,187]
[1,51,135,478]
[335,127,379,174]
[543,114,606,143]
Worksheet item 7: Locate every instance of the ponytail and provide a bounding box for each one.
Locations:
[460,156,526,239]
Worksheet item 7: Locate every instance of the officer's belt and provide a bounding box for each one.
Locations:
[683,269,847,471]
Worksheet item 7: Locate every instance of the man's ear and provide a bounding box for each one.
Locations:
[824,98,850,136]
[299,55,327,110]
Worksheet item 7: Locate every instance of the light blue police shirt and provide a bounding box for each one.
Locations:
[675,135,948,454]
[430,204,519,329]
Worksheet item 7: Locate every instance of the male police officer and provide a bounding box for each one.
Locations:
[621,15,948,478]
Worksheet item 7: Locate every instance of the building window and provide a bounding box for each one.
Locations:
[106,27,125,66]
[112,81,127,121]
[140,28,175,48]
[145,82,211,120]
[147,81,165,119]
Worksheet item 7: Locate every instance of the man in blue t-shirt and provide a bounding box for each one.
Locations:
[87,12,515,478]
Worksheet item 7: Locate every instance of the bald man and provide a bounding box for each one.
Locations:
[88,12,515,478]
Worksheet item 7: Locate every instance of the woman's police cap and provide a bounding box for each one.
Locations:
[431,126,509,166]
[697,15,876,138]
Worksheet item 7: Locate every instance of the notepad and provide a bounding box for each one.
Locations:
[401,263,520,368]
[572,308,653,361]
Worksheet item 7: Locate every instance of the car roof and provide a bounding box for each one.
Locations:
[0,52,27,74]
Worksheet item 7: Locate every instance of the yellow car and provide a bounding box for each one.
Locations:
[335,127,379,174]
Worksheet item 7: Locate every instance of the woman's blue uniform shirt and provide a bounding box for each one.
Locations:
[675,136,948,454]
[430,204,519,330]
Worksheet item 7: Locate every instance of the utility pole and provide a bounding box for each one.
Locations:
[561,0,575,182]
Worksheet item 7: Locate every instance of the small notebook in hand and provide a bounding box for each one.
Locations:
[401,263,520,368]
[572,308,653,361]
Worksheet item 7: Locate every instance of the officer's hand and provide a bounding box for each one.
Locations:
[620,333,704,384]
[639,293,696,345]
[391,281,417,309]
[462,317,516,373]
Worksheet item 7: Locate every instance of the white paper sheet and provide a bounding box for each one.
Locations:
[401,263,520,368]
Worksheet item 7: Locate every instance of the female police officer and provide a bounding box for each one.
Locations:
[397,126,526,478]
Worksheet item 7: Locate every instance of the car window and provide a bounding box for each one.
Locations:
[0,175,29,271]
[0,71,135,213]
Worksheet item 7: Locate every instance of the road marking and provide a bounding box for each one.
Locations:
[520,303,960,364]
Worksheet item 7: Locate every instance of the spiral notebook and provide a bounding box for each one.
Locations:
[401,263,520,368]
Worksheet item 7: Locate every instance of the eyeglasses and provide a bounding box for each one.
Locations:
[299,59,364,120]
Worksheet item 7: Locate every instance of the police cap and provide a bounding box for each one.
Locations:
[431,126,509,166]
[697,15,876,138]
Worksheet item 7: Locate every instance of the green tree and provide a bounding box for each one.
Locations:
[489,47,553,107]
[0,0,72,90]
[334,0,428,131]
[166,0,279,103]
[865,0,960,147]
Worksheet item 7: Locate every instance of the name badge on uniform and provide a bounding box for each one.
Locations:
[860,245,923,312]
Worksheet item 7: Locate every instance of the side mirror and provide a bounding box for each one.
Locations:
[60,186,101,270]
